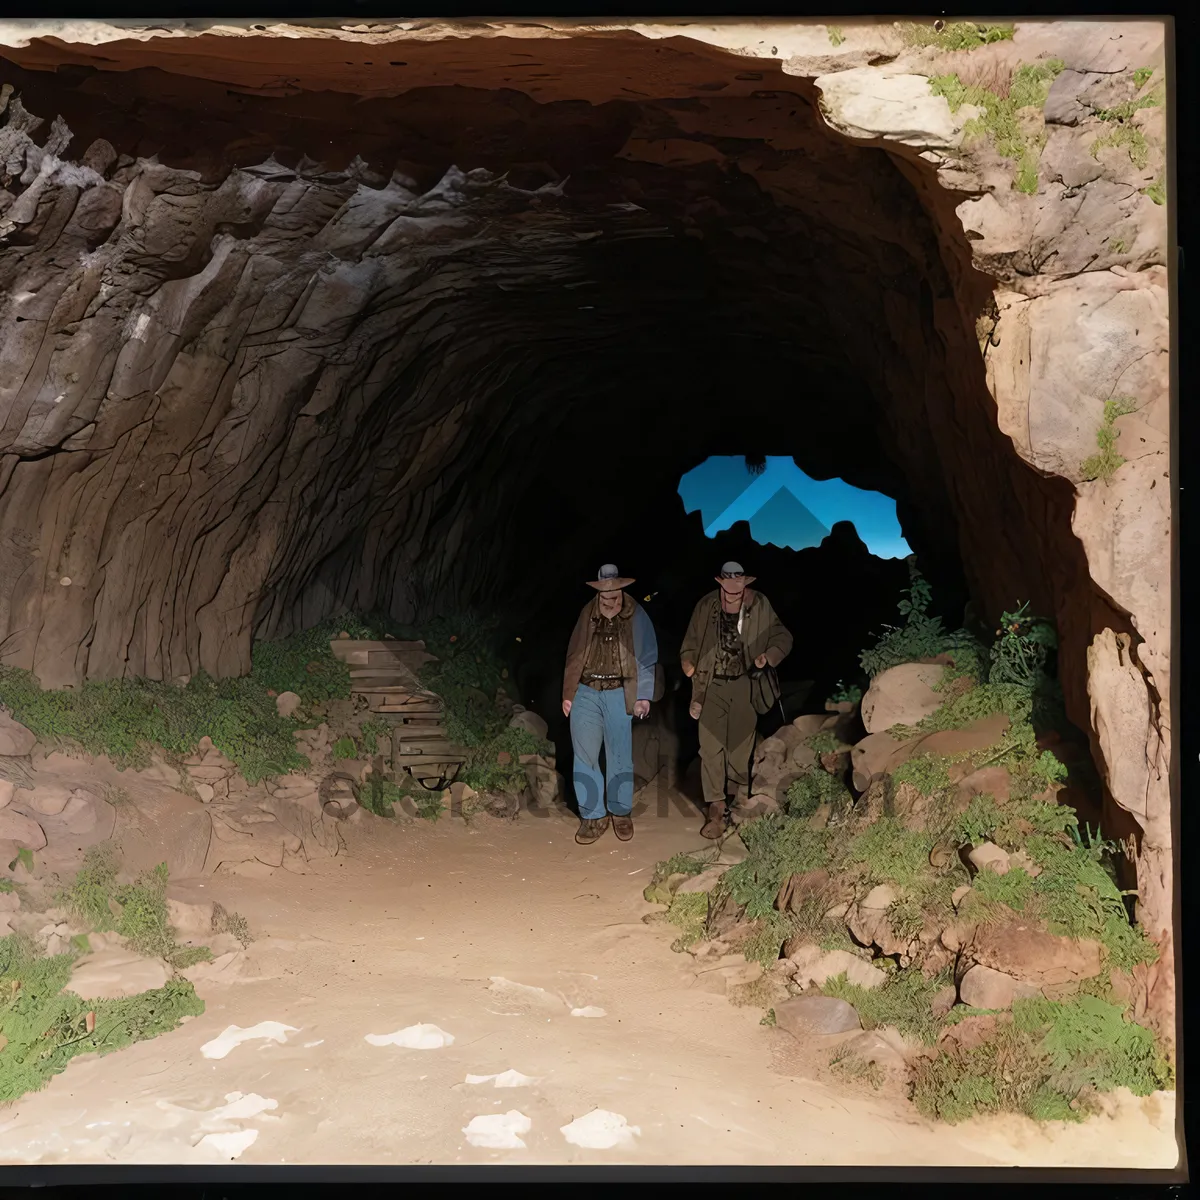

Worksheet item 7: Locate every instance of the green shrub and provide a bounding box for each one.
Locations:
[860,562,977,678]
[666,892,709,951]
[822,966,953,1045]
[653,850,713,885]
[827,25,846,47]
[0,933,204,1103]
[912,993,1172,1124]
[332,736,357,760]
[891,754,953,797]
[845,818,935,890]
[806,730,839,755]
[719,816,832,919]
[62,847,209,970]
[785,764,851,819]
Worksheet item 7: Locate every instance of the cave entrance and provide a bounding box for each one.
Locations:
[0,20,1176,1164]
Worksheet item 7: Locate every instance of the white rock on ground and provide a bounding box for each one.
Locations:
[200,1022,300,1060]
[560,1109,640,1150]
[275,691,302,717]
[968,842,1012,876]
[775,995,862,1037]
[364,1023,455,1048]
[196,1129,259,1160]
[789,945,887,991]
[465,1070,540,1088]
[463,1111,532,1149]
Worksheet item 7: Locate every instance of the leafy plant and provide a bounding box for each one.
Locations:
[845,818,935,890]
[1080,396,1138,483]
[785,764,852,821]
[332,736,357,760]
[666,892,709,951]
[827,26,845,47]
[414,793,446,822]
[62,846,209,969]
[1142,177,1165,205]
[989,601,1058,688]
[806,730,839,756]
[1132,66,1155,88]
[830,1050,884,1090]
[211,903,253,948]
[860,560,976,678]
[891,754,953,798]
[912,994,1172,1123]
[827,680,862,705]
[822,966,953,1045]
[653,850,712,884]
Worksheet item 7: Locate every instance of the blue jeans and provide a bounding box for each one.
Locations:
[569,684,634,820]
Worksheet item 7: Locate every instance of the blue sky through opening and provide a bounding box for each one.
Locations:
[678,455,912,560]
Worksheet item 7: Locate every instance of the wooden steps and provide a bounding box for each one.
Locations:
[331,637,465,790]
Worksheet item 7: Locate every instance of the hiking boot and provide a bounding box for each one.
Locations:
[575,816,610,845]
[700,800,727,839]
[611,814,634,841]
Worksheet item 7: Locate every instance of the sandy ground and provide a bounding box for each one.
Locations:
[0,785,1180,1169]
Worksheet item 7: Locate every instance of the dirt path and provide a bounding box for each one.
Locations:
[0,792,1178,1168]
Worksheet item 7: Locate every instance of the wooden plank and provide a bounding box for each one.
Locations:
[329,638,429,662]
[396,754,466,768]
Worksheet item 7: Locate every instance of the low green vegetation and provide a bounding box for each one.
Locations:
[1080,396,1138,483]
[805,730,840,756]
[913,994,1172,1123]
[929,59,1066,194]
[1142,177,1166,206]
[1,847,210,1103]
[899,21,1014,51]
[860,561,977,679]
[827,25,845,47]
[827,680,863,705]
[0,608,547,800]
[830,1049,884,1090]
[823,966,953,1045]
[62,845,210,970]
[652,564,1168,1125]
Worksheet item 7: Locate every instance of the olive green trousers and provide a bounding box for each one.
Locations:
[697,675,757,808]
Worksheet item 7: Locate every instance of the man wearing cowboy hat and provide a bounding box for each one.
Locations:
[681,562,793,839]
[562,564,659,845]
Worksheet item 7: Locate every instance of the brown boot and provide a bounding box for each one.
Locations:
[575,816,610,845]
[611,814,634,841]
[700,800,727,839]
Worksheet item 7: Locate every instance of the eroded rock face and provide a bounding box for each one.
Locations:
[0,18,1174,1039]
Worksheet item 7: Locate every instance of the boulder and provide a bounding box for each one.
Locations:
[790,714,829,740]
[971,920,1103,986]
[861,884,897,910]
[968,842,1011,876]
[954,765,1014,807]
[68,949,171,1000]
[143,757,183,789]
[523,757,562,808]
[1009,850,1043,878]
[0,808,46,851]
[0,711,36,758]
[930,984,958,1020]
[509,709,549,740]
[838,1028,910,1078]
[860,663,945,733]
[276,691,302,718]
[674,866,726,895]
[951,885,972,909]
[22,784,73,816]
[60,791,99,834]
[716,833,749,866]
[851,731,921,792]
[731,794,780,824]
[788,944,887,991]
[195,784,215,804]
[938,1013,1003,1052]
[778,868,832,913]
[913,712,1011,761]
[959,963,1042,1009]
[775,995,862,1038]
[0,780,12,810]
[167,897,216,937]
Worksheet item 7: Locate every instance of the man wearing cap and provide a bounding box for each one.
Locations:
[562,565,659,845]
[681,562,793,838]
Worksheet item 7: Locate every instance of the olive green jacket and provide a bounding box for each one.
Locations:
[680,589,793,708]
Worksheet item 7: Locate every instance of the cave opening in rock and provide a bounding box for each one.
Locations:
[0,20,1177,1163]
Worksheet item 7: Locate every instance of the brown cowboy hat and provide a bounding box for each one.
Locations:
[587,563,636,592]
[716,561,756,588]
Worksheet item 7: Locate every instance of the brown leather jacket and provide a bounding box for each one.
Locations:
[562,592,658,717]
[680,588,792,707]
